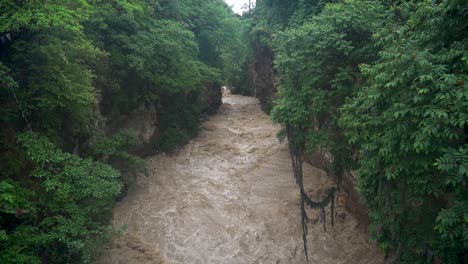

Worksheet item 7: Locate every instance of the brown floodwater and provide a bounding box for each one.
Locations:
[98,93,383,264]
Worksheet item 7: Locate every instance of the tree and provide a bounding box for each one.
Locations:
[340,0,467,261]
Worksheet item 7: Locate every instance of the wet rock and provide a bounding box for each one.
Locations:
[253,46,277,112]
[123,103,158,144]
[199,82,222,115]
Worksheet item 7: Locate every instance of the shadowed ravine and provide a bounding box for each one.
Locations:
[98,93,383,264]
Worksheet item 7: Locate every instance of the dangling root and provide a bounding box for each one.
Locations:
[287,125,337,261]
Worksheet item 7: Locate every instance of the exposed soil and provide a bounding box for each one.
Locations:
[98,93,383,264]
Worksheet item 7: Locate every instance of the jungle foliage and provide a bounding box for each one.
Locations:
[0,0,246,263]
[249,0,467,262]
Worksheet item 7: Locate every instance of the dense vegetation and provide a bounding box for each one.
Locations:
[246,0,467,262]
[0,0,246,263]
[1,0,466,263]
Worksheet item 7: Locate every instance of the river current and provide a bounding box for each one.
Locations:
[98,93,383,264]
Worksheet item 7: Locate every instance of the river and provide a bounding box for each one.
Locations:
[98,93,383,264]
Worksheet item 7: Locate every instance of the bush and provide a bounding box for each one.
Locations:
[0,133,121,263]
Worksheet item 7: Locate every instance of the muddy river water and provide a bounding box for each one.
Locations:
[98,93,383,264]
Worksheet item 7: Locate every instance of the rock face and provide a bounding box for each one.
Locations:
[304,151,371,231]
[340,170,371,230]
[102,83,222,154]
[118,102,160,154]
[250,46,277,112]
[250,45,371,231]
[199,82,223,115]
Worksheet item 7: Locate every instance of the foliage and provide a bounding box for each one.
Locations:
[156,94,202,152]
[1,1,100,140]
[254,0,468,262]
[0,62,18,123]
[0,0,89,33]
[86,0,244,151]
[87,131,146,177]
[340,0,467,261]
[87,131,147,196]
[171,0,249,86]
[271,0,385,181]
[0,0,246,262]
[0,133,121,263]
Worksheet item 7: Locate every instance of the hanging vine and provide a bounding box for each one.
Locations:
[286,125,336,261]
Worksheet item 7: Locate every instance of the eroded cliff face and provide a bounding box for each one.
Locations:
[199,83,223,115]
[100,83,222,155]
[121,104,159,145]
[249,45,371,230]
[250,46,277,113]
[304,151,371,230]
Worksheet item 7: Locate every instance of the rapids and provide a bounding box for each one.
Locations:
[98,93,383,264]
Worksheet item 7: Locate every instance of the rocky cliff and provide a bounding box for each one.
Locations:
[249,44,371,230]
[304,151,371,231]
[250,46,277,113]
[199,83,223,115]
[101,83,222,155]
